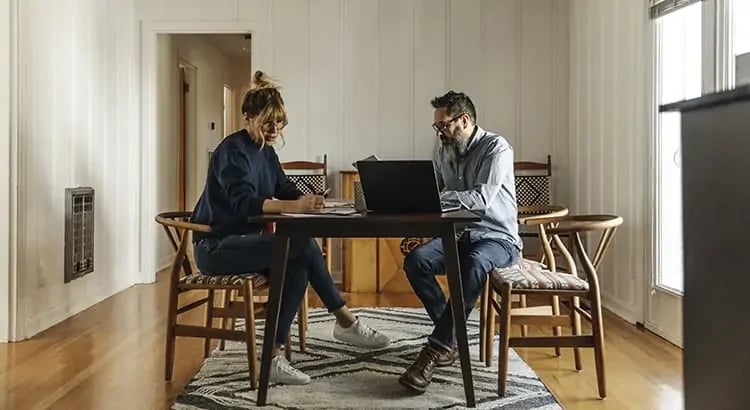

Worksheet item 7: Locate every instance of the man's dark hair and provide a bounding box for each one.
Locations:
[430,91,476,123]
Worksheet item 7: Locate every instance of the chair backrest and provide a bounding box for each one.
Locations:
[514,155,552,208]
[281,154,328,196]
[528,214,623,287]
[155,211,212,279]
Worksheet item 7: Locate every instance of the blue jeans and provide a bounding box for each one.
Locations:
[403,235,519,350]
[194,234,347,345]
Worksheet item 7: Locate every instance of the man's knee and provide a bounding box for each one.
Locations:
[403,246,431,277]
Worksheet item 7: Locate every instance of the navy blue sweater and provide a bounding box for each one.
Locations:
[190,129,302,240]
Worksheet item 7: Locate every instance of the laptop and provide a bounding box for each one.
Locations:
[355,160,461,214]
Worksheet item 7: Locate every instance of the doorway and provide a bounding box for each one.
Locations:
[177,62,197,212]
[648,2,703,347]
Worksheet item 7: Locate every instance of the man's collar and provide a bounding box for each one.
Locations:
[466,125,485,150]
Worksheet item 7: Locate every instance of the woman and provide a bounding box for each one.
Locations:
[190,71,389,385]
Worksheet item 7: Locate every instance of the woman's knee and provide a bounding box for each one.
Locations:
[290,237,319,256]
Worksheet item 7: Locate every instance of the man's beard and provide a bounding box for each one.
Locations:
[441,133,469,161]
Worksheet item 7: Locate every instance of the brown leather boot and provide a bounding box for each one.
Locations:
[398,344,444,393]
[435,344,458,367]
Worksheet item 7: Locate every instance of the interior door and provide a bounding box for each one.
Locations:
[177,66,187,211]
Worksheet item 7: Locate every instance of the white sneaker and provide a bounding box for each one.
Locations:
[333,318,390,349]
[269,355,311,385]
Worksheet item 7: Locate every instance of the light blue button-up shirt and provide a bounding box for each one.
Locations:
[437,126,522,250]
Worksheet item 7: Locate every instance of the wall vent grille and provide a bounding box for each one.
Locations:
[64,187,95,283]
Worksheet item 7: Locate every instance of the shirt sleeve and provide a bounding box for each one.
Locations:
[214,147,269,216]
[434,149,446,191]
[439,141,513,213]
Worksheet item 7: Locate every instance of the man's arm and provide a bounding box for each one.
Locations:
[434,149,446,191]
[439,142,513,212]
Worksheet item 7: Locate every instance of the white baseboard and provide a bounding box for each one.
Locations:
[601,292,640,324]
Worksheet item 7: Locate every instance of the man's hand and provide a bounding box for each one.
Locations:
[290,194,324,212]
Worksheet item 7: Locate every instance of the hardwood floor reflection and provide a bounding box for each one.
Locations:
[0,270,682,409]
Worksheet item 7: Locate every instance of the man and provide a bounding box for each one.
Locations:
[398,90,522,393]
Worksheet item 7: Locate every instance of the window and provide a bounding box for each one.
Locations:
[735,0,750,86]
[655,2,702,293]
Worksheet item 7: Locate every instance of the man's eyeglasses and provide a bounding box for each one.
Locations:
[431,113,465,132]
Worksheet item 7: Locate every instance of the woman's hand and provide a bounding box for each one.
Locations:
[290,194,324,212]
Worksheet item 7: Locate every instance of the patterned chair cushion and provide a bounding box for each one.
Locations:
[400,237,429,256]
[179,272,267,288]
[490,258,588,291]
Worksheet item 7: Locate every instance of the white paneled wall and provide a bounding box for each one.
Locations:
[140,0,572,281]
[15,0,140,338]
[139,0,571,201]
[569,0,650,323]
[1,0,13,341]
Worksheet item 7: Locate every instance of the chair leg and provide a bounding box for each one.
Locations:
[519,295,528,337]
[571,296,583,371]
[485,290,497,367]
[497,283,513,397]
[164,281,179,381]
[590,293,607,398]
[204,289,215,358]
[552,295,562,356]
[219,289,233,351]
[298,287,308,353]
[479,278,489,363]
[242,281,259,390]
[285,336,293,361]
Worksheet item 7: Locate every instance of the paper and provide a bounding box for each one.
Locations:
[282,208,359,217]
[324,200,353,208]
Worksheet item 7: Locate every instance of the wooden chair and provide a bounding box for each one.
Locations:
[155,211,294,389]
[488,214,623,398]
[277,154,330,353]
[479,204,569,365]
[514,155,552,212]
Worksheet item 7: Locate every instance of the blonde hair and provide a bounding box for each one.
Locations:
[241,71,288,147]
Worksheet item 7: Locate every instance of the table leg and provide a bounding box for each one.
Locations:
[257,232,290,406]
[441,224,476,407]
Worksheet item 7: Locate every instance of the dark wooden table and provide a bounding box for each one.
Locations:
[251,210,481,407]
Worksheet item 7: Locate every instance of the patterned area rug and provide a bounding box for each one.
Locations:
[173,308,561,409]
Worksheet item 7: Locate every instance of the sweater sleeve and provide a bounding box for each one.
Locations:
[215,147,268,216]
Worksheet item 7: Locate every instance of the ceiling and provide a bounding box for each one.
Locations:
[204,34,252,64]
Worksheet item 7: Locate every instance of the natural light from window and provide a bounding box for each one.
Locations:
[735,0,750,85]
[656,3,702,293]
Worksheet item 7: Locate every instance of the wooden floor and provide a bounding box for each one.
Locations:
[0,270,683,410]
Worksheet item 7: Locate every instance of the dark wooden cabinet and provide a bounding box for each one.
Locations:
[661,85,750,410]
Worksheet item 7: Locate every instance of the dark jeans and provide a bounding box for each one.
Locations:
[403,235,519,350]
[194,234,346,345]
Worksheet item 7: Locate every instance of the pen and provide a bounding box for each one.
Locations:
[302,181,331,198]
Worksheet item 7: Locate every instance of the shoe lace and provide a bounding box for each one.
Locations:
[274,356,306,377]
[356,321,379,338]
[414,346,440,370]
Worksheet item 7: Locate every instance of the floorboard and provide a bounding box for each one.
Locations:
[0,270,683,409]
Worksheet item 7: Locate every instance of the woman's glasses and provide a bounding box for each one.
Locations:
[261,120,288,131]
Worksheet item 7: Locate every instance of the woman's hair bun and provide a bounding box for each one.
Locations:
[252,70,278,90]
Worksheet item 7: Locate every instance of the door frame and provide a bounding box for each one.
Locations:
[0,0,18,342]
[138,20,269,284]
[645,0,721,347]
